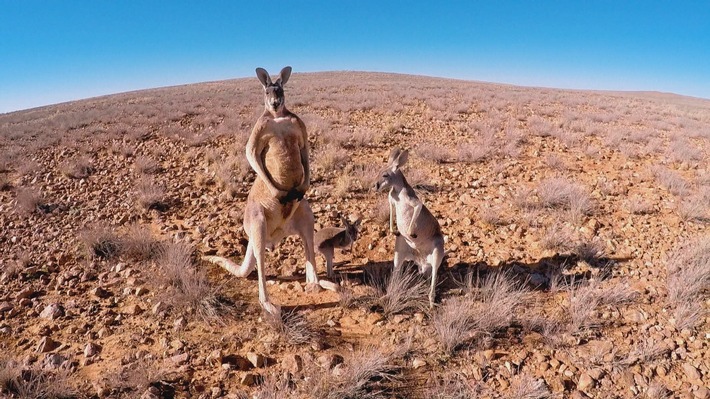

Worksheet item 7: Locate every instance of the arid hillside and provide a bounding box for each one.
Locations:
[0,72,708,398]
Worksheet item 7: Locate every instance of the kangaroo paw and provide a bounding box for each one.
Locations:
[318,279,339,292]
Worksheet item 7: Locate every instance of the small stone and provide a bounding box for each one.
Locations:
[84,342,101,357]
[0,302,12,313]
[222,354,252,371]
[210,387,222,398]
[122,304,143,315]
[140,386,160,399]
[577,373,594,391]
[412,359,426,369]
[169,353,189,366]
[40,303,65,320]
[152,302,169,314]
[366,313,384,325]
[695,386,708,399]
[682,363,701,381]
[240,373,258,386]
[317,353,344,370]
[15,287,35,299]
[246,352,265,368]
[92,287,111,298]
[36,336,59,353]
[282,354,303,374]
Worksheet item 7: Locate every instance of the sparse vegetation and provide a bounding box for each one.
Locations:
[0,72,708,398]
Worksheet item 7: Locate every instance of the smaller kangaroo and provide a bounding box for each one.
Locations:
[374,148,444,307]
[315,216,361,278]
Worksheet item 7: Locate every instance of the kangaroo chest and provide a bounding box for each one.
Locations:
[263,117,305,189]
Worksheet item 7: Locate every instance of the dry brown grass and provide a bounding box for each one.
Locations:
[666,237,709,329]
[135,176,168,211]
[15,187,45,215]
[365,265,429,317]
[315,144,349,172]
[59,156,93,179]
[265,308,317,345]
[651,166,690,196]
[157,242,236,321]
[0,358,76,399]
[78,224,122,260]
[506,374,552,399]
[134,155,160,174]
[434,270,527,354]
[120,223,161,261]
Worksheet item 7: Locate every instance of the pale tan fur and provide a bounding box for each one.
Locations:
[374,148,445,307]
[203,66,336,317]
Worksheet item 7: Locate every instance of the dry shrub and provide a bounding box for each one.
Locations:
[434,270,527,354]
[544,154,566,170]
[480,205,507,226]
[214,155,249,197]
[315,144,349,172]
[134,155,160,174]
[349,127,378,148]
[265,309,317,345]
[60,157,93,179]
[575,238,606,265]
[423,373,483,399]
[537,178,594,222]
[567,281,636,332]
[15,187,44,215]
[0,173,12,191]
[416,142,452,164]
[626,195,655,215]
[372,199,390,224]
[666,237,709,329]
[678,196,710,223]
[135,177,167,211]
[105,357,167,397]
[645,382,671,399]
[651,166,690,197]
[79,224,122,259]
[308,345,405,399]
[541,225,576,253]
[669,138,703,163]
[506,374,552,399]
[120,223,161,261]
[0,358,76,399]
[365,265,429,317]
[157,242,235,321]
[458,142,493,163]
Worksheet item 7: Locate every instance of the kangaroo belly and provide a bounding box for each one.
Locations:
[264,133,304,190]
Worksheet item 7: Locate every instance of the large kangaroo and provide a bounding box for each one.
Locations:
[205,66,336,316]
[374,148,445,307]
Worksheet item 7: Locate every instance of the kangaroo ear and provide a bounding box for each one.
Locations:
[388,148,402,165]
[392,149,409,169]
[276,66,292,86]
[256,68,271,87]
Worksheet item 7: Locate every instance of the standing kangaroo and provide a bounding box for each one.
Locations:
[204,66,336,317]
[374,148,444,307]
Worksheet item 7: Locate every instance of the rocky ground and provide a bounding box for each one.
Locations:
[0,72,708,398]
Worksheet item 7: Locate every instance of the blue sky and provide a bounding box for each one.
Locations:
[1,1,709,113]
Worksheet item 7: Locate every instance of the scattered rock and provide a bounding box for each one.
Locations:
[36,336,59,353]
[282,354,303,374]
[222,354,252,371]
[577,373,594,391]
[92,287,111,299]
[412,359,426,369]
[240,372,259,386]
[246,352,265,368]
[0,302,12,313]
[682,363,701,381]
[169,353,189,366]
[122,304,143,315]
[317,353,344,370]
[84,342,101,357]
[39,303,65,320]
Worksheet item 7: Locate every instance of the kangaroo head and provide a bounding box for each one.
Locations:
[374,148,409,192]
[256,66,292,114]
[342,216,361,242]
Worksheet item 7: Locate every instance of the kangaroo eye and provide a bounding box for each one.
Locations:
[382,174,388,178]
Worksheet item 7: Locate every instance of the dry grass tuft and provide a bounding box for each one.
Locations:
[423,373,483,399]
[537,178,594,218]
[678,196,710,223]
[506,374,552,399]
[60,157,93,179]
[157,242,236,321]
[120,223,161,261]
[416,142,452,164]
[666,237,709,329]
[651,166,690,197]
[308,345,405,399]
[79,224,122,259]
[134,155,160,174]
[265,308,317,345]
[315,144,349,172]
[0,358,76,399]
[434,270,527,354]
[626,195,656,215]
[365,265,429,317]
[15,187,45,215]
[135,177,168,211]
